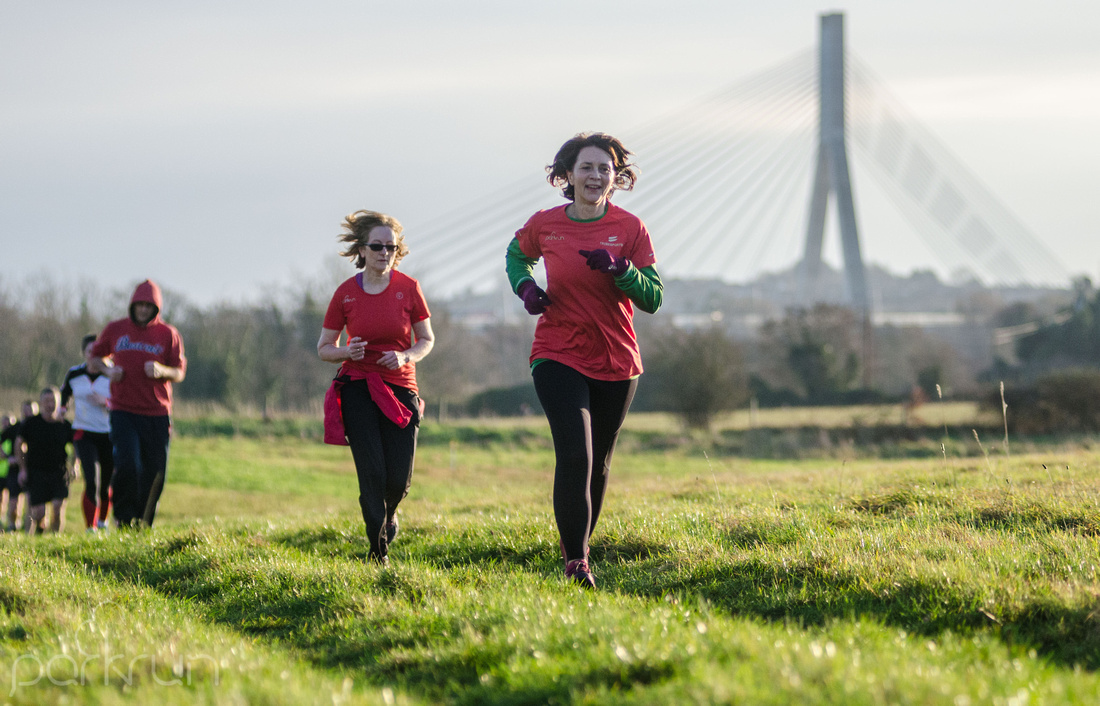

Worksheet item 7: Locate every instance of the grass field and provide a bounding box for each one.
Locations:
[0,412,1098,704]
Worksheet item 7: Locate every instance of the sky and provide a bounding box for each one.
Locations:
[2,1,1098,306]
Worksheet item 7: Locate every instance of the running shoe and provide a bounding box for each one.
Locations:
[565,558,596,589]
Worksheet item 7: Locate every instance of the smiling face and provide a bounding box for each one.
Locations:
[567,145,616,209]
[359,225,398,276]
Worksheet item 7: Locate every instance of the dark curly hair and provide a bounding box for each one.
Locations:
[337,210,410,269]
[546,132,638,201]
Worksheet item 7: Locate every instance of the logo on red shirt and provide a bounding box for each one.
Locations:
[115,336,164,355]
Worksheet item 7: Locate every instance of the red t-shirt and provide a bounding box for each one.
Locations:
[322,271,431,392]
[91,318,186,416]
[515,203,657,380]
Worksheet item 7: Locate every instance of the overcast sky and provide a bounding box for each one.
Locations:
[2,1,1097,305]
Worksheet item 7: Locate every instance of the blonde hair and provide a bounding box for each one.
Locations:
[337,210,410,269]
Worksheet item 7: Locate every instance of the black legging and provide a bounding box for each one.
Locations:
[75,430,114,516]
[532,360,638,564]
[340,378,420,561]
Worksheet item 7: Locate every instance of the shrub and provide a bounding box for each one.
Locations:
[461,383,542,417]
[991,369,1100,434]
[644,327,749,429]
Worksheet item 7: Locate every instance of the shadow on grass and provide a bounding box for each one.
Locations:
[622,556,1100,670]
[271,524,372,562]
[962,505,1100,536]
[0,586,28,615]
[593,536,666,564]
[37,522,1100,704]
[369,648,679,706]
[724,519,803,550]
[45,534,664,703]
[271,523,559,569]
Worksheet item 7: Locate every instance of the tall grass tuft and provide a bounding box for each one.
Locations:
[972,428,995,482]
[936,383,955,487]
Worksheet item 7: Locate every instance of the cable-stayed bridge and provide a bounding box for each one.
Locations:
[401,13,1068,307]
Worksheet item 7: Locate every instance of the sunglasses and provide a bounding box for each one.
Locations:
[365,243,398,253]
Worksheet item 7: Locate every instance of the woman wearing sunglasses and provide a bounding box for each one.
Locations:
[318,209,435,564]
[505,132,663,589]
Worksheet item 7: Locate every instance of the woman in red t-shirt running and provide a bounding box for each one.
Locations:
[505,133,664,589]
[318,210,435,564]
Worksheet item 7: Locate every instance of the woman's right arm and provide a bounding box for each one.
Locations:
[505,237,539,293]
[317,328,364,363]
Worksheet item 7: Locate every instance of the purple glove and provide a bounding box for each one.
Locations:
[578,249,629,276]
[517,280,551,315]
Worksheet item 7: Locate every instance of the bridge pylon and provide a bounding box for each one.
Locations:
[801,12,870,313]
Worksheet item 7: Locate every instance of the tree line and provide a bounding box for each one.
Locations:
[3,274,1089,430]
[0,274,537,419]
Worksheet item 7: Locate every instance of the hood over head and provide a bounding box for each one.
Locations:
[129,279,163,325]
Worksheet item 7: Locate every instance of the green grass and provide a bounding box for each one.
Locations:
[1,424,1098,703]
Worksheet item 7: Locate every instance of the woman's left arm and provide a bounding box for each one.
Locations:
[377,318,435,370]
[614,264,664,314]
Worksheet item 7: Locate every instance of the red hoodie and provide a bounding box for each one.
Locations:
[91,280,187,416]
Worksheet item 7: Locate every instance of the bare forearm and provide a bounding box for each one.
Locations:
[160,365,186,383]
[403,319,435,366]
[88,357,111,374]
[317,328,362,364]
[145,361,185,382]
[403,337,434,365]
[318,342,351,363]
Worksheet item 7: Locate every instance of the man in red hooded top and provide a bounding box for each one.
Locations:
[90,279,186,528]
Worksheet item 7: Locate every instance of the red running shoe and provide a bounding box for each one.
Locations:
[565,558,596,589]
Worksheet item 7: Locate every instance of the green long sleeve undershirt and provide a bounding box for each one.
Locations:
[505,237,664,314]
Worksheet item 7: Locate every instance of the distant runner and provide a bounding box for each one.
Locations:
[2,400,38,532]
[16,387,74,534]
[61,333,115,531]
[90,279,186,528]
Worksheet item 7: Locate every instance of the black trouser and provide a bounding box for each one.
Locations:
[532,360,638,564]
[76,430,114,514]
[110,411,170,527]
[340,378,420,560]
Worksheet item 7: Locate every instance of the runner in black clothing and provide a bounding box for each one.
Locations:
[0,414,15,529]
[2,400,37,532]
[16,387,74,535]
[60,334,114,530]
